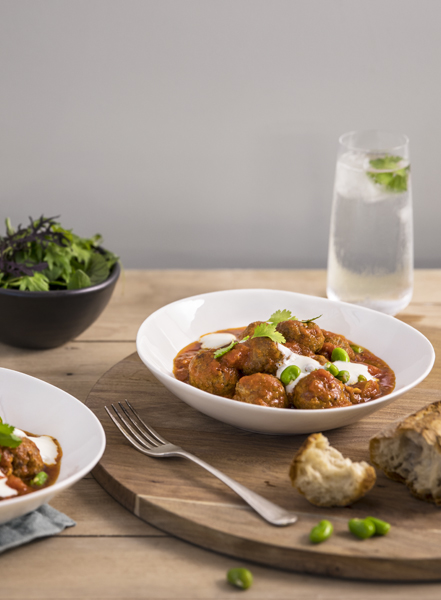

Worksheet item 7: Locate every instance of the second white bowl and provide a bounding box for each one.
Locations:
[136,289,435,435]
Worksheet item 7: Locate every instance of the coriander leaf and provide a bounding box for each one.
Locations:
[268,309,296,324]
[67,270,91,290]
[18,272,50,291]
[252,323,286,344]
[0,423,22,448]
[214,340,238,359]
[214,335,250,359]
[302,314,322,324]
[86,253,110,286]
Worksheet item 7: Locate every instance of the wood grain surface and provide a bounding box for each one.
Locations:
[1,270,441,599]
[87,332,441,582]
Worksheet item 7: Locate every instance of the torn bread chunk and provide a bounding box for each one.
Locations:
[289,433,376,507]
[370,401,441,505]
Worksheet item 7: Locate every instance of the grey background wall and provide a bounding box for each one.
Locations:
[1,0,439,268]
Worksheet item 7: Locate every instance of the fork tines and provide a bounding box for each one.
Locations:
[105,400,168,451]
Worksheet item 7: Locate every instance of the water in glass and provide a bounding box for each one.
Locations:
[327,131,413,316]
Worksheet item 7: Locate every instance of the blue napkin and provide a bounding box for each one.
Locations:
[0,504,75,554]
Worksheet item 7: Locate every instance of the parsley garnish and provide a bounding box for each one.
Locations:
[0,422,22,448]
[214,336,249,359]
[268,309,296,325]
[252,323,286,344]
[367,155,409,193]
[0,216,119,291]
[302,315,322,324]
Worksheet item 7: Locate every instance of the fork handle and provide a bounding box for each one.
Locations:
[171,449,297,527]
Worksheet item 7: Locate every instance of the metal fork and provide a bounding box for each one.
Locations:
[105,400,298,527]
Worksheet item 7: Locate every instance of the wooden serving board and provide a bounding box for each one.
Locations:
[87,351,441,581]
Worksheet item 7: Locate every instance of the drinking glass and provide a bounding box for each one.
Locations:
[326,130,413,316]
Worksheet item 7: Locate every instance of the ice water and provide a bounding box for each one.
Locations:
[327,151,413,315]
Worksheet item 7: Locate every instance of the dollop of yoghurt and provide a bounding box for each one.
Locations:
[0,471,17,498]
[275,343,375,394]
[199,333,237,350]
[276,344,323,394]
[13,429,59,465]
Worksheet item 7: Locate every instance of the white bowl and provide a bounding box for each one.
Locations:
[136,289,435,435]
[0,368,105,524]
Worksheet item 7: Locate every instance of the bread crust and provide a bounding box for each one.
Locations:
[290,433,376,507]
[370,401,441,505]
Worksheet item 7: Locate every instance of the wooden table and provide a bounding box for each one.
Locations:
[1,269,441,599]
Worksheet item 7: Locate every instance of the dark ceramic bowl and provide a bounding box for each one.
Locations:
[0,262,120,349]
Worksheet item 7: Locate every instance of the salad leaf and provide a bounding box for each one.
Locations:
[252,323,286,344]
[0,422,22,448]
[368,155,409,193]
[268,309,296,324]
[0,216,119,291]
[18,272,50,292]
[86,253,110,286]
[67,270,91,290]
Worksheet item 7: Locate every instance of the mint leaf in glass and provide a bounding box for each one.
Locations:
[367,155,409,192]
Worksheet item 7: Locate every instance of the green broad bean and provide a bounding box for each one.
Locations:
[227,568,253,590]
[30,471,49,487]
[327,363,340,377]
[358,374,367,382]
[337,370,350,384]
[350,344,363,354]
[331,347,350,362]
[348,518,376,539]
[366,516,391,536]
[280,365,301,386]
[309,520,333,544]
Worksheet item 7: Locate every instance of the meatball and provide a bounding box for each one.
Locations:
[0,437,44,479]
[238,321,265,340]
[173,349,196,382]
[284,341,315,357]
[234,373,288,408]
[346,379,381,405]
[276,320,324,353]
[222,337,283,376]
[291,369,351,410]
[188,349,239,397]
[318,330,356,361]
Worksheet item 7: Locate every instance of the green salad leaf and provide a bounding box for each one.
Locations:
[367,155,410,193]
[268,309,296,324]
[252,323,286,344]
[67,270,91,290]
[0,422,22,448]
[0,216,119,291]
